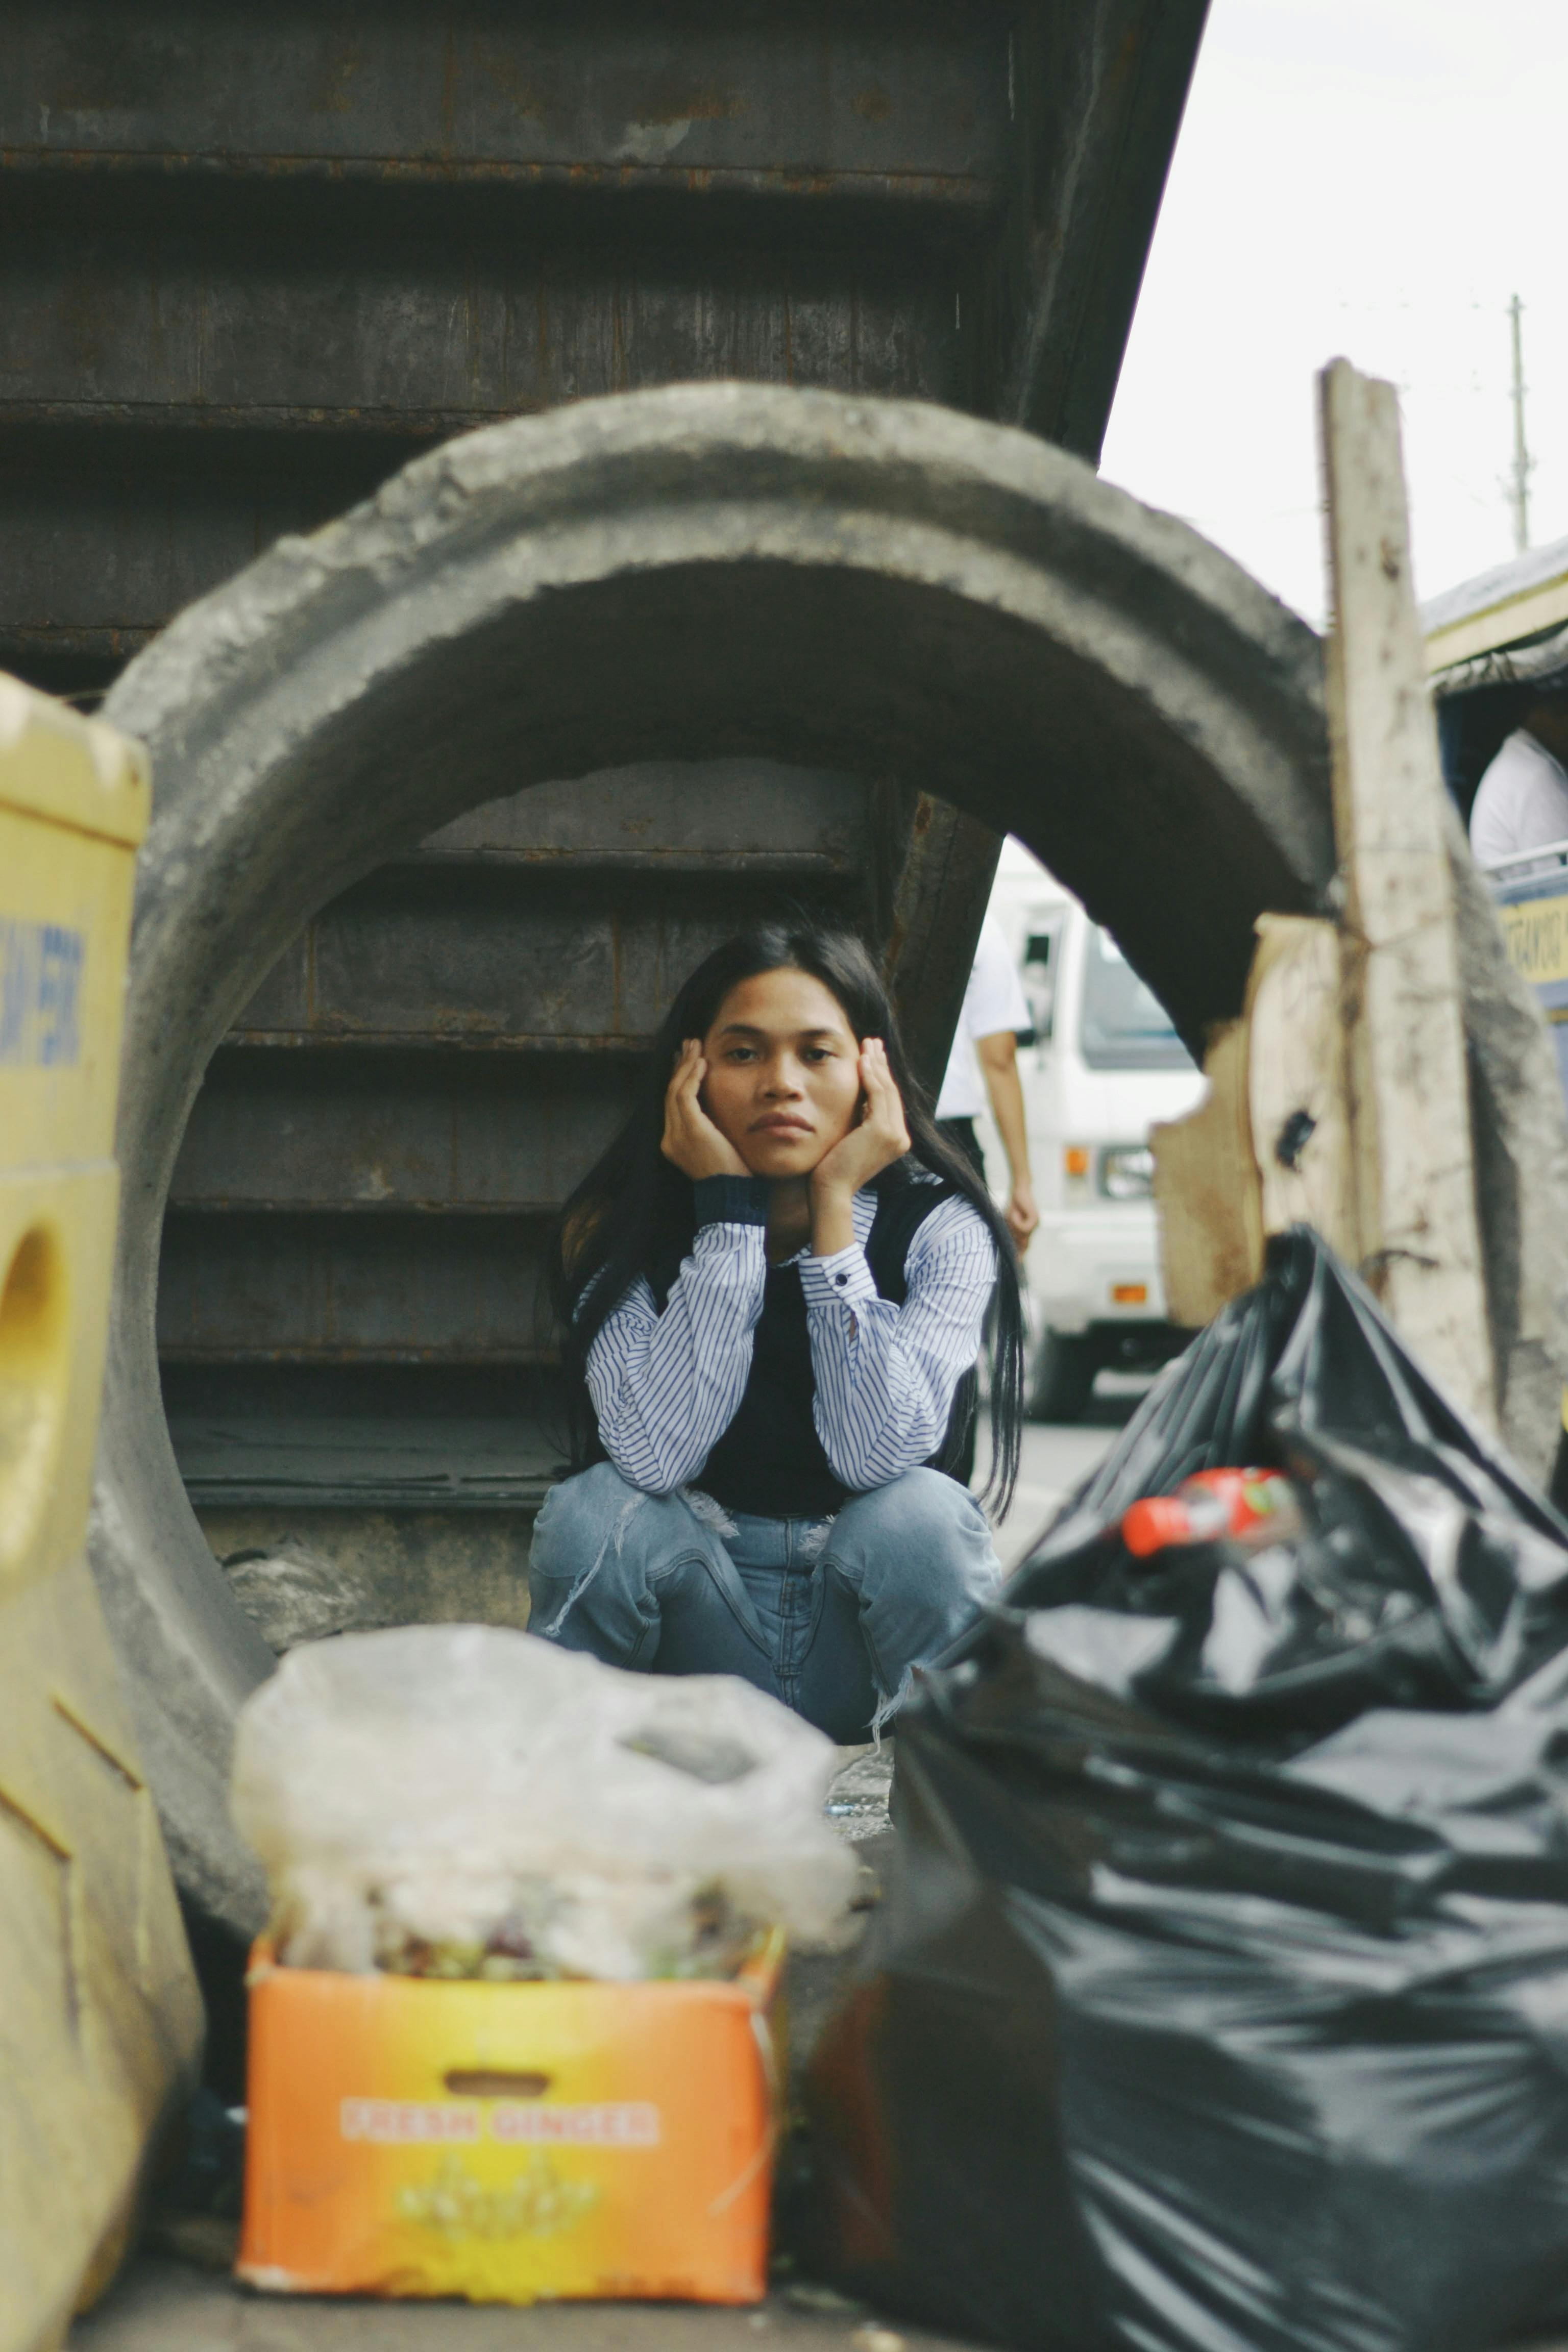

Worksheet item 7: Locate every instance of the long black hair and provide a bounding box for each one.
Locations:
[547,920,1025,1516]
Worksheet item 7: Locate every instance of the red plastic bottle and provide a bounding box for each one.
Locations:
[1121,1468,1301,1559]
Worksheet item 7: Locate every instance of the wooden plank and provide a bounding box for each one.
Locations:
[1152,914,1357,1326]
[1318,358,1496,1428]
[1151,1021,1263,1328]
[1246,914,1360,1257]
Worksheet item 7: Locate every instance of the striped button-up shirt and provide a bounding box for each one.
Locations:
[585,1178,997,1500]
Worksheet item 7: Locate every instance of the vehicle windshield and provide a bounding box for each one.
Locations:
[1077,927,1195,1071]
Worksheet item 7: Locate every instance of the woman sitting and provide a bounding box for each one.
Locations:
[529,921,1024,1743]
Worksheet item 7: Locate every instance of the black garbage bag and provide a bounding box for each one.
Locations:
[1008,1225,1568,1749]
[806,1230,1568,2352]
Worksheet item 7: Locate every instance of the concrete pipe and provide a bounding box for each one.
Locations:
[94,383,1563,1932]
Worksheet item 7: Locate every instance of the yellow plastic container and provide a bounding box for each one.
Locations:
[0,675,203,2352]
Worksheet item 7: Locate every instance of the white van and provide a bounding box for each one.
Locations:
[982,847,1207,1418]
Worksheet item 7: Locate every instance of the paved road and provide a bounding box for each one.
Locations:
[991,1376,1146,1573]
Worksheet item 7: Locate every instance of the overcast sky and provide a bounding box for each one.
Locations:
[1099,0,1568,627]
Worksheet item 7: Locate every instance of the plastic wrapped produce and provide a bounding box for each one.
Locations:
[807,1229,1568,2352]
[231,1625,858,1980]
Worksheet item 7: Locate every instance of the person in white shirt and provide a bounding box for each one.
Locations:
[934,911,1040,1255]
[1469,694,1568,869]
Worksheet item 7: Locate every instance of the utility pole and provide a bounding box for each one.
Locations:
[1509,292,1533,554]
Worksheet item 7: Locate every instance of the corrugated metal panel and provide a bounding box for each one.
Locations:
[158,1212,551,1360]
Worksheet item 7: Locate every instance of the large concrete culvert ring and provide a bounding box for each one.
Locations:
[90,383,1557,1932]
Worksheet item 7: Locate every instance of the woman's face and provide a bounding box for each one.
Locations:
[698,967,865,1178]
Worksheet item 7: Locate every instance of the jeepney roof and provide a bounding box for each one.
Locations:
[1423,532,1568,681]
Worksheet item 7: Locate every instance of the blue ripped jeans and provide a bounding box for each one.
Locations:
[527,1461,1002,1744]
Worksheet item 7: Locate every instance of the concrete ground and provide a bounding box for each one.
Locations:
[991,1379,1142,1572]
[70,2261,975,2352]
[70,1393,1137,2352]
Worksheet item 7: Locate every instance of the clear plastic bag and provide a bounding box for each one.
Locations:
[231,1625,859,1980]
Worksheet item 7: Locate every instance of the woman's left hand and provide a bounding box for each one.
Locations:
[811,1038,911,1208]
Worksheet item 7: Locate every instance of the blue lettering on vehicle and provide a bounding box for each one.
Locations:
[0,919,85,1068]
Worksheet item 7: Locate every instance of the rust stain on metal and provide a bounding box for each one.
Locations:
[0,397,517,435]
[610,276,627,394]
[0,624,155,658]
[220,1027,654,1055]
[157,1346,561,1365]
[1109,22,1146,96]
[440,23,458,155]
[304,33,364,119]
[0,149,993,207]
[627,79,746,129]
[470,40,545,123]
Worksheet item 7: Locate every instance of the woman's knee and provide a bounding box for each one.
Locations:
[825,1468,999,1600]
[528,1463,723,1612]
[529,1463,706,1657]
[528,1460,645,1581]
[835,1466,989,1548]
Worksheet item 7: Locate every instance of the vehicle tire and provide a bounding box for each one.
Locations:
[1029,1332,1098,1422]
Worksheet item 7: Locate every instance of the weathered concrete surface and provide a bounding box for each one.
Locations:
[65,2252,1568,2352]
[71,2257,972,2352]
[203,1513,534,1650]
[87,381,1563,1935]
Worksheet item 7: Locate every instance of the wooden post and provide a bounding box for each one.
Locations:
[1151,1018,1263,1330]
[1247,914,1360,1258]
[1319,358,1496,1428]
[1152,913,1357,1328]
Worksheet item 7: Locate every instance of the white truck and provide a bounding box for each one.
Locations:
[982,847,1207,1418]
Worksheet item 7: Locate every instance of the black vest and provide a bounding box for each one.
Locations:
[664,1178,977,1521]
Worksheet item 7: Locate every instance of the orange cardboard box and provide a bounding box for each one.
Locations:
[237,1935,782,2305]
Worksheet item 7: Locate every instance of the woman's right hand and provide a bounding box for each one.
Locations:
[660,1040,750,1181]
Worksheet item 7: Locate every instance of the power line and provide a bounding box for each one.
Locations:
[1508,292,1533,554]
